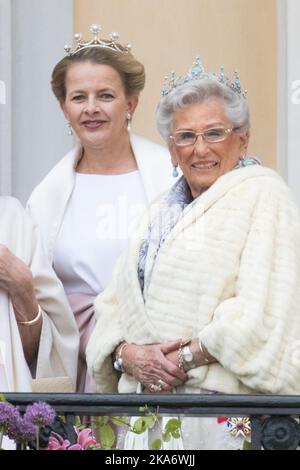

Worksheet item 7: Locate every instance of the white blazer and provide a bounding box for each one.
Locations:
[0,197,79,391]
[27,134,174,262]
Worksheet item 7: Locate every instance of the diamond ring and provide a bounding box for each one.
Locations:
[158,379,167,388]
[150,383,162,392]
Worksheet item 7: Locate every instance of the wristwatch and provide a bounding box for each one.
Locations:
[113,356,125,373]
[182,345,195,370]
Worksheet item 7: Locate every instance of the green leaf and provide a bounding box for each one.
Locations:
[97,416,105,427]
[242,440,252,450]
[132,417,148,434]
[132,415,157,434]
[99,424,116,449]
[110,416,130,426]
[162,418,181,439]
[139,405,148,413]
[171,429,181,439]
[164,418,181,434]
[58,415,66,423]
[0,395,6,403]
[74,416,81,427]
[151,439,162,450]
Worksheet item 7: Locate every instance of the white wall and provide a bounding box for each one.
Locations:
[0,0,73,204]
[0,0,12,196]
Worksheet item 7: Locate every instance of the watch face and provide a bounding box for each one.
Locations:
[183,346,193,362]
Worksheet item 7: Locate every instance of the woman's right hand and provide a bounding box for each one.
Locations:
[121,340,188,392]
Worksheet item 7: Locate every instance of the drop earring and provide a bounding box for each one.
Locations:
[172,165,179,178]
[126,112,132,132]
[67,122,73,136]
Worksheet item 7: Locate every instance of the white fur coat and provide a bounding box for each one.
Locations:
[87,165,300,395]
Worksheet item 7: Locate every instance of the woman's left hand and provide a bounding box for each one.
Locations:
[0,244,41,364]
[0,244,33,295]
[0,244,38,318]
[122,340,188,392]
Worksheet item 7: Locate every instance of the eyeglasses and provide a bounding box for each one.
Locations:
[170,127,239,147]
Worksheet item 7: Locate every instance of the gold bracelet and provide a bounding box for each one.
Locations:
[114,341,127,361]
[17,305,42,326]
[199,341,210,364]
[117,342,128,361]
[177,339,185,370]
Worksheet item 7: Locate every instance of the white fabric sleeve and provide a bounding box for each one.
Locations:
[17,204,79,389]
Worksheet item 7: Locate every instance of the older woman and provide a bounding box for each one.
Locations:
[27,25,173,392]
[87,58,300,449]
[0,197,78,393]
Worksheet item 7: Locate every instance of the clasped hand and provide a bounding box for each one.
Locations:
[0,244,38,321]
[121,339,188,392]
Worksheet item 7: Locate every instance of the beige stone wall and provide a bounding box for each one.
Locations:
[74,0,277,168]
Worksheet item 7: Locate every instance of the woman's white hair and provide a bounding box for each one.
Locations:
[156,78,250,143]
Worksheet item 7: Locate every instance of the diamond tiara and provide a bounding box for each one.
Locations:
[64,24,132,56]
[161,56,247,98]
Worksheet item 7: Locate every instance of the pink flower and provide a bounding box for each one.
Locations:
[46,433,71,450]
[74,428,97,450]
[46,427,97,450]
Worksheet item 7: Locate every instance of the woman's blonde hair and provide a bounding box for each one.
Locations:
[51,47,145,102]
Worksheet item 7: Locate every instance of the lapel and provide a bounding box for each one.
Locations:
[131,134,173,203]
[120,205,167,342]
[46,147,80,261]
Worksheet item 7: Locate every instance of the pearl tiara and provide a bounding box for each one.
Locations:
[64,24,132,56]
[161,56,247,98]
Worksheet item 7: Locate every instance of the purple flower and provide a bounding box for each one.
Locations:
[24,402,55,427]
[8,415,37,443]
[0,402,20,434]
